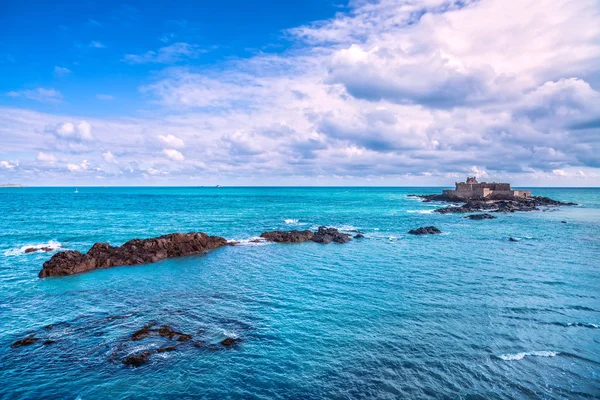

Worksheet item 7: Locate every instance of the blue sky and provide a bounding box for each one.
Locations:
[1,0,600,186]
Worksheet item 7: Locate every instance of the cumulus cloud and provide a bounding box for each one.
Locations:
[0,161,16,170]
[1,0,600,185]
[67,160,90,172]
[163,148,184,161]
[6,88,63,103]
[158,134,185,148]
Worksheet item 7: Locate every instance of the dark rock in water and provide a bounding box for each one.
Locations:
[193,341,207,348]
[465,213,496,220]
[43,339,56,345]
[408,226,441,235]
[260,230,313,243]
[260,226,351,244]
[131,324,192,342]
[311,226,351,244]
[220,337,241,347]
[157,346,176,353]
[24,247,54,254]
[561,221,567,223]
[39,232,228,278]
[509,237,519,242]
[122,350,152,367]
[157,325,192,342]
[354,233,365,239]
[11,335,40,348]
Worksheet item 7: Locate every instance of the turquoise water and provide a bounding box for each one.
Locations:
[0,187,598,399]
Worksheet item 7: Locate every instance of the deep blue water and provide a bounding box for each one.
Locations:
[0,187,598,399]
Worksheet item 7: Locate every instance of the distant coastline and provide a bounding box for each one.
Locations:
[0,183,26,188]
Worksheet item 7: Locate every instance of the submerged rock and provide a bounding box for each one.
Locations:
[509,237,519,242]
[465,213,497,220]
[39,232,228,278]
[220,337,241,347]
[24,247,54,253]
[354,233,365,239]
[259,230,313,243]
[122,350,152,367]
[408,226,441,235]
[11,335,40,348]
[131,324,192,342]
[157,346,176,353]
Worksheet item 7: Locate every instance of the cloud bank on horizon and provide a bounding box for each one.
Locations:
[1,0,600,185]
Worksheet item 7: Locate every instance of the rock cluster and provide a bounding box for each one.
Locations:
[408,226,441,235]
[260,226,351,244]
[38,232,228,278]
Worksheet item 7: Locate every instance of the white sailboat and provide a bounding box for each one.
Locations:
[74,188,79,193]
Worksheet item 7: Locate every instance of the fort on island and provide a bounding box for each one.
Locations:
[442,177,531,200]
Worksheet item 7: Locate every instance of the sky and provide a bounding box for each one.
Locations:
[1,0,600,186]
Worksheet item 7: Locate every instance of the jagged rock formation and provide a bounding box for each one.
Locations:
[260,226,351,244]
[408,226,441,235]
[39,232,228,278]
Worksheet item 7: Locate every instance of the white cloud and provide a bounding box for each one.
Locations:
[49,121,93,141]
[163,148,184,161]
[89,41,106,48]
[37,152,57,163]
[67,160,90,172]
[0,161,16,170]
[6,88,63,103]
[102,151,116,163]
[123,42,205,64]
[158,134,185,148]
[54,66,71,77]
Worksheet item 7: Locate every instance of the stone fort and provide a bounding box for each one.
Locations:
[442,177,531,200]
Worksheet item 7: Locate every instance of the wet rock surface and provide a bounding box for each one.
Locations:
[408,226,442,235]
[24,246,54,253]
[39,232,228,278]
[465,213,497,220]
[260,230,313,243]
[260,226,351,244]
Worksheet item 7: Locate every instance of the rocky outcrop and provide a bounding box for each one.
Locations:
[408,226,441,235]
[122,350,152,367]
[465,213,497,220]
[24,247,54,253]
[260,230,313,243]
[433,197,575,214]
[311,226,351,244]
[354,233,365,239]
[260,226,351,244]
[39,232,228,278]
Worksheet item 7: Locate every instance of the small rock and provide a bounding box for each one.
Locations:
[561,221,567,223]
[509,237,518,242]
[157,346,176,353]
[122,350,152,367]
[408,226,441,235]
[43,340,56,345]
[131,324,154,341]
[220,337,241,347]
[311,226,351,244]
[465,214,496,220]
[354,234,365,239]
[260,230,313,243]
[193,341,207,348]
[11,335,40,348]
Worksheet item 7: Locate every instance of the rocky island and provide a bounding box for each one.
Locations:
[39,226,352,278]
[410,177,575,214]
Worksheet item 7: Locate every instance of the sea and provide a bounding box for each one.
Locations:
[0,187,598,399]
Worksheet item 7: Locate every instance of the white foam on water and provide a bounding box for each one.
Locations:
[499,351,559,361]
[407,209,435,214]
[4,240,62,256]
[284,219,299,225]
[229,237,271,246]
[567,322,599,328]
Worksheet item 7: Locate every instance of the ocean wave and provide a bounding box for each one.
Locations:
[565,322,599,329]
[4,240,62,256]
[284,219,299,225]
[229,237,271,246]
[407,210,435,214]
[498,351,559,361]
